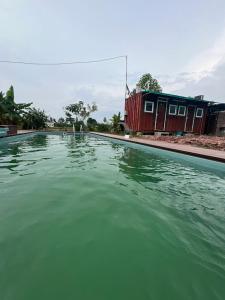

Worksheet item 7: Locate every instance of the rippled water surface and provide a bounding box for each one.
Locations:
[0,133,225,300]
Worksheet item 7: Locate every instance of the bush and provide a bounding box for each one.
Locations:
[96,123,111,132]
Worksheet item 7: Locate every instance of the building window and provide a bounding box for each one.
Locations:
[196,108,204,118]
[144,101,154,113]
[168,104,177,115]
[178,106,186,116]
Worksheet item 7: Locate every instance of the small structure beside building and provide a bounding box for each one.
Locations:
[0,125,17,137]
[124,90,209,135]
[205,103,225,136]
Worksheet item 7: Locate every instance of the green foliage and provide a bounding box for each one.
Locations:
[85,116,111,132]
[65,111,74,124]
[87,117,97,131]
[65,101,97,124]
[0,85,32,125]
[22,108,48,130]
[75,120,85,131]
[111,112,121,133]
[137,73,162,92]
[87,117,97,126]
[69,113,123,133]
[0,92,5,117]
[54,117,68,128]
[95,123,111,132]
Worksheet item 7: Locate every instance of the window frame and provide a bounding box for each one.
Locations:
[195,108,204,118]
[144,101,154,113]
[178,105,186,117]
[168,104,177,116]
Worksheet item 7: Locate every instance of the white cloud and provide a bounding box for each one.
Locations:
[173,62,225,103]
[1,1,225,121]
[186,28,225,81]
[159,28,225,94]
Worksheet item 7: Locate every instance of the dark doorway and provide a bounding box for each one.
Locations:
[155,101,167,131]
[185,106,195,132]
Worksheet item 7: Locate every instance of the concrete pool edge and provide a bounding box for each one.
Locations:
[0,130,36,139]
[90,132,225,164]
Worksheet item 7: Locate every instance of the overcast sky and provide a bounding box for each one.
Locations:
[1,0,225,121]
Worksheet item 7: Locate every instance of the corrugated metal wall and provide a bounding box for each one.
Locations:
[125,92,208,134]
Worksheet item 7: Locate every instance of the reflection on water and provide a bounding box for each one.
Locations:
[0,133,225,300]
[0,135,49,172]
[119,146,165,183]
[64,135,97,169]
[28,134,49,148]
[117,144,225,214]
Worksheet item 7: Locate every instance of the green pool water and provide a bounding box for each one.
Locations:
[0,133,225,300]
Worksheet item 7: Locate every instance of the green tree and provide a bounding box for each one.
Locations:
[65,111,74,125]
[0,92,5,120]
[0,86,32,125]
[96,123,111,132]
[87,117,97,131]
[22,108,48,129]
[137,73,162,92]
[54,117,67,127]
[65,101,97,124]
[111,112,121,133]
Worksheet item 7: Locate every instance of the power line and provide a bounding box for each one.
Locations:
[0,54,128,99]
[0,55,126,66]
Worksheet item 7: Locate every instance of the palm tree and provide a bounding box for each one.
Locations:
[0,86,32,125]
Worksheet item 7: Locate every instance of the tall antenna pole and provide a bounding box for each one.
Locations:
[125,55,128,99]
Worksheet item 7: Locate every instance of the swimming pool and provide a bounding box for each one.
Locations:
[0,133,225,300]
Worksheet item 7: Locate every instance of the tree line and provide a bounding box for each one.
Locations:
[0,86,123,133]
[57,102,122,133]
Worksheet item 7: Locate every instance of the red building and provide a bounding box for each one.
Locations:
[124,91,209,134]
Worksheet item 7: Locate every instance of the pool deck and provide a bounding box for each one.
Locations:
[91,132,225,163]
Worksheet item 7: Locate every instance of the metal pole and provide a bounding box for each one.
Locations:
[125,55,128,100]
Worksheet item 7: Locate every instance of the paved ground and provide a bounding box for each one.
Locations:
[138,135,225,151]
[92,132,225,163]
